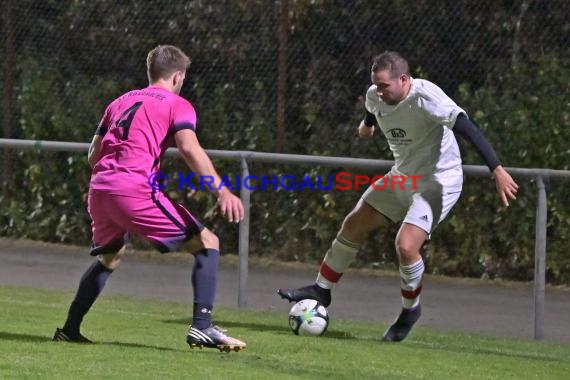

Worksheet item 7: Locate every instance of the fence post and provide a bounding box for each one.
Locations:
[533,175,547,340]
[238,156,251,308]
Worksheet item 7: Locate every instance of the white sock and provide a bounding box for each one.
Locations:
[399,258,424,309]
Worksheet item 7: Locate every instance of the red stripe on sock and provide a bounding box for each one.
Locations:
[320,262,343,283]
[401,285,423,299]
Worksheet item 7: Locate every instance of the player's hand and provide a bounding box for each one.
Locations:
[358,121,375,138]
[217,189,244,223]
[492,165,519,207]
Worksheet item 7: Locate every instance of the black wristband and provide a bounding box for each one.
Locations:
[364,109,377,127]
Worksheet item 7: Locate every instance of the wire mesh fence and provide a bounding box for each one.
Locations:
[3,1,568,148]
[1,0,569,283]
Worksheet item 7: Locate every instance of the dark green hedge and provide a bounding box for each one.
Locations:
[0,1,568,284]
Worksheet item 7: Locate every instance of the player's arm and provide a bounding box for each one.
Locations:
[88,135,103,168]
[89,108,111,168]
[174,129,244,223]
[453,114,519,206]
[358,109,377,137]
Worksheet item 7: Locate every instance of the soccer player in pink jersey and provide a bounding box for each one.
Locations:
[53,45,246,352]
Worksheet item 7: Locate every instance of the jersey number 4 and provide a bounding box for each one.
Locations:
[116,101,143,140]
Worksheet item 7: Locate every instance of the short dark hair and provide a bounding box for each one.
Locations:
[146,45,191,83]
[371,51,409,78]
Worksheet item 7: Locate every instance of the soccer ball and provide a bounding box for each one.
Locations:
[288,299,329,336]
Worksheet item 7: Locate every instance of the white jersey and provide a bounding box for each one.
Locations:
[365,78,465,191]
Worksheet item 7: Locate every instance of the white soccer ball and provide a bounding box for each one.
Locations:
[288,299,329,336]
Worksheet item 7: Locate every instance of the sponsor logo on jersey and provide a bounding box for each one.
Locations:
[388,128,406,138]
[385,128,412,145]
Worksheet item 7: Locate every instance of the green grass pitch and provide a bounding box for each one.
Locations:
[0,285,569,379]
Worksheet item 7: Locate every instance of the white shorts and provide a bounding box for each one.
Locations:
[361,172,461,235]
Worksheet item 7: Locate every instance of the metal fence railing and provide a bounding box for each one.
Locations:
[1,138,570,340]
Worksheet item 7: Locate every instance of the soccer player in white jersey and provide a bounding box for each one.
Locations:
[278,51,519,342]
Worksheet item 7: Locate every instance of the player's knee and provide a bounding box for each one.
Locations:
[97,247,125,269]
[339,215,363,242]
[198,228,219,250]
[394,238,419,262]
[344,201,387,237]
[395,240,414,256]
[340,206,378,242]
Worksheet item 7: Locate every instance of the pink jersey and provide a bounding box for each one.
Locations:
[90,86,196,197]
